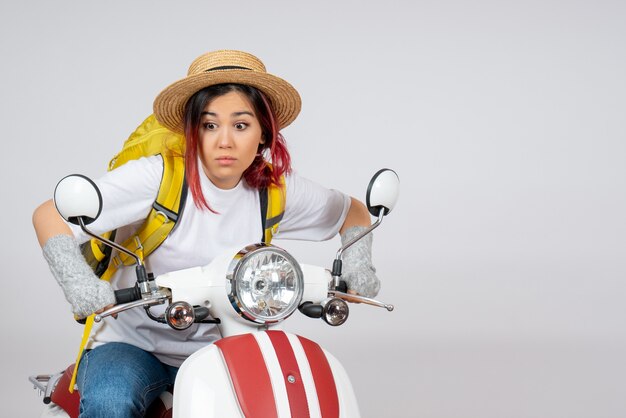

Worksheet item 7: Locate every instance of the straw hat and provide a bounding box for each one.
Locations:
[153,50,301,133]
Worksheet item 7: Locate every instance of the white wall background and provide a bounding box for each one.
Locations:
[1,1,625,417]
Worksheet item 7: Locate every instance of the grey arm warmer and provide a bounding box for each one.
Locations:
[340,226,380,298]
[42,234,116,318]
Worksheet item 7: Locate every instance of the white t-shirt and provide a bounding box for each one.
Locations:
[68,155,350,366]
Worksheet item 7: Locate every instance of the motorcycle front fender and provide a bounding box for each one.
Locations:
[173,330,360,418]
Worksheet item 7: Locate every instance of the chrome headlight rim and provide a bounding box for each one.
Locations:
[227,243,304,324]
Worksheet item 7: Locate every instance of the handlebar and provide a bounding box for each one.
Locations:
[95,290,170,322]
[114,285,142,304]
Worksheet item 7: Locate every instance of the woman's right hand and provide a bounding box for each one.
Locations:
[42,234,116,318]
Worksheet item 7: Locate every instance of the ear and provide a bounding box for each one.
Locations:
[260,133,267,145]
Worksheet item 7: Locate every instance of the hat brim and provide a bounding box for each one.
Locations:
[153,69,301,133]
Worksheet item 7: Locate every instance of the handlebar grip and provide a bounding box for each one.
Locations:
[114,285,142,304]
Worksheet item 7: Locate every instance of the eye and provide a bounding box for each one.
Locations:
[203,122,217,130]
[234,122,248,130]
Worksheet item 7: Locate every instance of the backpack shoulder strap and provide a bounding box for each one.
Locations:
[107,154,187,271]
[260,175,286,244]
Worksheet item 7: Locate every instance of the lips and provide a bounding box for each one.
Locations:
[216,156,237,166]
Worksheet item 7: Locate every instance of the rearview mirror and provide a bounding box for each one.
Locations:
[366,169,400,217]
[53,174,102,225]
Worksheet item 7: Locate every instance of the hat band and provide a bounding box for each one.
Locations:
[205,65,252,72]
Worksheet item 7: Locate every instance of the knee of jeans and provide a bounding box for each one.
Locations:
[80,378,171,418]
[76,343,172,417]
[79,390,143,418]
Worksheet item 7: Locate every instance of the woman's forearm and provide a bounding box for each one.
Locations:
[340,197,371,234]
[33,199,73,247]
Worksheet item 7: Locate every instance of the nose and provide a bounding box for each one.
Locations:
[217,127,234,148]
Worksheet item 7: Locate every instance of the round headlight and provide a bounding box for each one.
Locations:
[227,244,304,324]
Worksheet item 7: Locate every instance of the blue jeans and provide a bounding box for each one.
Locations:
[76,342,178,418]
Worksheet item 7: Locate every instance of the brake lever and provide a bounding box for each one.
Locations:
[94,292,170,322]
[328,290,394,311]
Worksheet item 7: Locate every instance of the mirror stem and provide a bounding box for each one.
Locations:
[332,211,385,288]
[77,217,145,269]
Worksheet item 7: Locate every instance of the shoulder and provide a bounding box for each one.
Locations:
[102,155,163,185]
[110,154,164,175]
[94,155,164,203]
[274,170,350,240]
[282,170,331,197]
[282,170,350,211]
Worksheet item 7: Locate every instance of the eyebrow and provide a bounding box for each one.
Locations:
[201,111,255,118]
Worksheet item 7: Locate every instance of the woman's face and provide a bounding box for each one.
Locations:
[198,91,264,189]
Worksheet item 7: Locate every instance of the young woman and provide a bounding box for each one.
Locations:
[33,50,379,417]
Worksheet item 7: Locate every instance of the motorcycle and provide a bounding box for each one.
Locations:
[30,168,400,418]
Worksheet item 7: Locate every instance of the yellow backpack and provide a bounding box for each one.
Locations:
[69,114,286,392]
